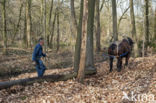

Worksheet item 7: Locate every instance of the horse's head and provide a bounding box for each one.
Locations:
[127,37,134,46]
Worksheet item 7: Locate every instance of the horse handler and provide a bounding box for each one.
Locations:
[32,38,46,77]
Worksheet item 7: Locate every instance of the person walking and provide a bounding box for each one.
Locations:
[32,38,46,77]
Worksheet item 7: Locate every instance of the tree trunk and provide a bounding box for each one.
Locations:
[70,0,78,31]
[0,70,96,90]
[117,6,130,30]
[26,0,31,48]
[112,0,118,41]
[40,0,43,34]
[144,0,149,48]
[47,0,53,46]
[95,0,101,52]
[2,0,7,55]
[56,8,60,52]
[12,2,23,43]
[154,8,156,41]
[100,0,105,12]
[50,11,57,48]
[43,0,47,52]
[23,3,27,46]
[74,0,83,72]
[77,0,88,83]
[86,0,96,71]
[130,0,139,57]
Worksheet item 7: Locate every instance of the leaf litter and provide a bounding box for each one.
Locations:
[0,53,156,103]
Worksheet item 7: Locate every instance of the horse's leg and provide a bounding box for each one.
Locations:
[109,57,114,72]
[125,54,130,66]
[117,57,122,72]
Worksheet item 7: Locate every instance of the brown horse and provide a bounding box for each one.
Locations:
[108,37,134,72]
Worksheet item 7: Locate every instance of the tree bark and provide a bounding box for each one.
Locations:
[154,8,156,41]
[43,0,47,51]
[86,0,96,71]
[12,2,23,43]
[77,0,88,83]
[0,71,96,90]
[129,0,139,57]
[144,0,149,48]
[50,11,57,48]
[70,0,78,30]
[95,0,101,52]
[56,8,60,52]
[74,0,83,72]
[26,0,31,48]
[2,0,7,54]
[100,0,105,12]
[112,0,118,41]
[47,0,53,46]
[23,3,27,46]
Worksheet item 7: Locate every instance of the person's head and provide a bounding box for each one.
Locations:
[39,38,44,46]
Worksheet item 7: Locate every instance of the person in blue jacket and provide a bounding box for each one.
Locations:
[32,38,46,77]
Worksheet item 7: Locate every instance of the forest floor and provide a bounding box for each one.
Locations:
[0,49,156,103]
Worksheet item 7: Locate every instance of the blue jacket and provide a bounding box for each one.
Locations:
[32,44,46,61]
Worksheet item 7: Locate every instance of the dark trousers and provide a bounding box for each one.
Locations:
[35,59,46,77]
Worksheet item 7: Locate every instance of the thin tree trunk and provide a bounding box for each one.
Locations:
[26,0,31,48]
[112,0,118,41]
[117,6,130,30]
[43,0,47,52]
[130,0,139,57]
[100,0,105,12]
[154,8,156,41]
[23,3,27,46]
[40,0,43,34]
[56,8,60,52]
[2,0,7,54]
[50,11,57,48]
[86,0,96,71]
[144,0,149,49]
[70,0,77,30]
[74,0,83,72]
[77,0,88,83]
[47,0,53,46]
[12,2,23,43]
[95,0,101,52]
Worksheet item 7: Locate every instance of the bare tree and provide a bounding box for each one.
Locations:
[43,0,47,51]
[50,10,57,48]
[26,0,32,48]
[86,0,96,71]
[154,8,156,41]
[2,0,7,54]
[70,0,77,31]
[77,0,88,83]
[56,8,60,52]
[144,0,149,48]
[112,0,118,41]
[95,0,101,52]
[12,1,23,43]
[47,0,53,46]
[130,0,139,57]
[74,0,83,72]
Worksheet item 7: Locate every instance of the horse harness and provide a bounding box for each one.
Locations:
[108,39,130,59]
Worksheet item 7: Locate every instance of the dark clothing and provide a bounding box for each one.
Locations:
[35,59,46,77]
[32,43,46,61]
[32,43,46,77]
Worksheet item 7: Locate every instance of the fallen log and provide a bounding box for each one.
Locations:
[0,70,96,90]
